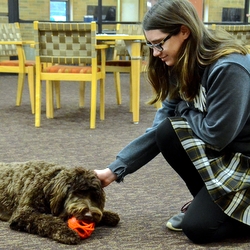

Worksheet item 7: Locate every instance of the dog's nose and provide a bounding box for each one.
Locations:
[84,212,93,219]
[85,212,92,217]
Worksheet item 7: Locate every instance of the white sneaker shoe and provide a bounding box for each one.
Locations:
[166,212,185,231]
[166,200,192,232]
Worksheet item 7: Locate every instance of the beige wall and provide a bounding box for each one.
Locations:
[0,0,8,23]
[0,0,7,12]
[19,0,50,20]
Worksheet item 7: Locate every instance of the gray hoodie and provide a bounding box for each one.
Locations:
[108,53,250,182]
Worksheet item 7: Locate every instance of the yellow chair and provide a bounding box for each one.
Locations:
[105,24,161,109]
[105,24,144,111]
[0,22,35,113]
[33,21,107,129]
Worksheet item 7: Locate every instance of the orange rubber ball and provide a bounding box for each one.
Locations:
[68,217,95,239]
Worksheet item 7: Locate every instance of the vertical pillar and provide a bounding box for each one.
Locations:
[244,0,249,23]
[8,0,19,23]
[98,0,102,33]
[8,0,19,59]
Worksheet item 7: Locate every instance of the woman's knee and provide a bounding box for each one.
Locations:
[182,216,214,244]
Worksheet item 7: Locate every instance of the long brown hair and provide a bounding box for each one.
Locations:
[142,0,249,104]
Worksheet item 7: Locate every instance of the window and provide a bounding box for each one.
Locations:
[203,0,249,24]
[87,6,116,21]
[50,0,69,21]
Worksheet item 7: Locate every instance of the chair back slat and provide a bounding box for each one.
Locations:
[34,22,97,65]
[0,23,21,57]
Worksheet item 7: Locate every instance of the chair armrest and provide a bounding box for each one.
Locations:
[0,41,35,46]
[101,41,116,46]
[22,40,35,44]
[95,44,109,50]
[0,41,23,45]
[22,40,36,48]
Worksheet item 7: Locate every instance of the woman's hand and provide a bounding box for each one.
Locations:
[94,168,117,187]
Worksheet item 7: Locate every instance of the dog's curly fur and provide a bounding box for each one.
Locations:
[0,161,120,244]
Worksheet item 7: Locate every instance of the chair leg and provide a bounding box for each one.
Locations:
[46,80,54,118]
[129,72,133,112]
[100,79,105,120]
[90,79,97,129]
[114,72,122,105]
[79,81,85,108]
[16,72,25,106]
[35,78,42,127]
[27,66,35,114]
[54,81,61,109]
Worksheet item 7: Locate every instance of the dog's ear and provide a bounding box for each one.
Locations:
[44,172,71,215]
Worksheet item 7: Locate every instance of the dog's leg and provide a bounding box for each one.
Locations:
[98,210,120,227]
[10,209,81,245]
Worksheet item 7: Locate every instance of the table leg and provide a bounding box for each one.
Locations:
[130,41,141,124]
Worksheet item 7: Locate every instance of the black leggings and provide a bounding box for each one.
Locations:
[155,118,250,244]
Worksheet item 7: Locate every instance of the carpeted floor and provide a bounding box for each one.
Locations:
[0,73,250,250]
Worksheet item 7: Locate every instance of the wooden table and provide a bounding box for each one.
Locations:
[97,34,145,124]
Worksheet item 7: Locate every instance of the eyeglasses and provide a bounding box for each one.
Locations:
[146,33,172,52]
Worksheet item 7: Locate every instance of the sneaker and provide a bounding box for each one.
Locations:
[166,201,192,232]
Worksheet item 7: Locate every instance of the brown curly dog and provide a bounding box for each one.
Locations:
[0,161,120,244]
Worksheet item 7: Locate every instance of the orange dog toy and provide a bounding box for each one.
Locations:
[68,217,95,239]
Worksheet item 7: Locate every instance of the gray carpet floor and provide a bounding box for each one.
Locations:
[0,73,250,249]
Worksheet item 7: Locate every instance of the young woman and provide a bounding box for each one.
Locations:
[95,0,250,243]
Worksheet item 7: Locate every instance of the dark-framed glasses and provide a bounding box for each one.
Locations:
[146,33,172,52]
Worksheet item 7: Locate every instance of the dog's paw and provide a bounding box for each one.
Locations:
[52,227,81,245]
[98,210,120,227]
[10,218,29,232]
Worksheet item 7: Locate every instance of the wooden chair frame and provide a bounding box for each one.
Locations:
[104,24,161,109]
[0,22,35,113]
[34,21,107,129]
